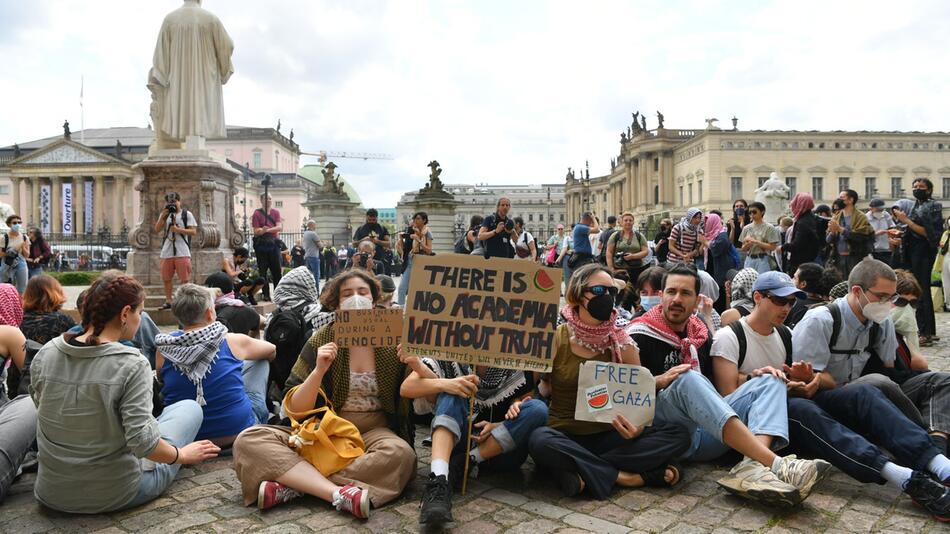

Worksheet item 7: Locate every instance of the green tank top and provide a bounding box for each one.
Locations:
[547,324,612,435]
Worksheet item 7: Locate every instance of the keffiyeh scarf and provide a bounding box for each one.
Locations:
[730,268,758,314]
[626,305,709,370]
[561,304,635,363]
[428,359,528,414]
[272,266,323,326]
[0,284,22,327]
[155,321,228,406]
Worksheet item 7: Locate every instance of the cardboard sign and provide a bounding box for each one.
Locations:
[334,309,404,348]
[401,254,562,372]
[574,361,656,427]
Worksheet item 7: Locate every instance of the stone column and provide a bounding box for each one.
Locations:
[117,175,128,231]
[10,177,21,218]
[50,176,62,235]
[32,177,41,229]
[73,176,85,235]
[93,176,105,232]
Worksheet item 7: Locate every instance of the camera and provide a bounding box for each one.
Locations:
[358,252,370,267]
[164,192,180,214]
[505,219,514,231]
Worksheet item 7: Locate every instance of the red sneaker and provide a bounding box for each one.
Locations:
[257,480,301,511]
[334,483,371,519]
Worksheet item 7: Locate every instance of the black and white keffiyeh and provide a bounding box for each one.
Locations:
[423,359,527,414]
[155,321,228,406]
[272,267,324,326]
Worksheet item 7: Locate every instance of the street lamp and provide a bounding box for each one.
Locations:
[242,162,251,250]
[545,186,552,237]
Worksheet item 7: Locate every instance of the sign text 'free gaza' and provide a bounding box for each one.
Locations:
[401,254,562,372]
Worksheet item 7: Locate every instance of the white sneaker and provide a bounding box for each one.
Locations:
[716,457,801,507]
[772,454,832,500]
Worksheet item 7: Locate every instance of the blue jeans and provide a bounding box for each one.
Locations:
[744,255,772,274]
[27,265,44,279]
[305,256,321,294]
[0,259,27,293]
[654,371,789,461]
[123,400,203,510]
[0,396,37,504]
[397,255,414,306]
[432,393,548,470]
[242,360,270,425]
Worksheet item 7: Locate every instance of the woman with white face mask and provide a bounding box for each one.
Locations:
[233,270,417,520]
[0,214,30,294]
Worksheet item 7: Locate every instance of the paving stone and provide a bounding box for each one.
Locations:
[628,507,679,532]
[803,491,850,514]
[828,509,877,532]
[561,512,630,534]
[663,522,710,534]
[491,506,535,527]
[138,511,216,534]
[481,488,529,507]
[3,512,55,534]
[590,502,637,525]
[612,489,660,512]
[878,513,929,532]
[660,493,701,512]
[446,519,501,534]
[119,508,179,531]
[253,523,305,534]
[505,518,562,534]
[208,517,264,534]
[365,510,403,534]
[519,500,573,519]
[452,497,502,523]
[293,509,356,531]
[682,503,734,529]
[722,507,774,531]
[190,467,241,486]
[171,482,229,502]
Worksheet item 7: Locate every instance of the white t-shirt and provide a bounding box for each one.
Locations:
[710,318,787,373]
[160,211,197,259]
[515,231,535,260]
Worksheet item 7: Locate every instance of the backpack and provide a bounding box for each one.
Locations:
[3,339,43,399]
[264,308,313,403]
[453,232,472,254]
[165,210,193,255]
[727,242,741,269]
[698,322,792,380]
[820,302,880,358]
[597,228,617,264]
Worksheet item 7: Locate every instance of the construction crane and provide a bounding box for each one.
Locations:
[300,150,394,164]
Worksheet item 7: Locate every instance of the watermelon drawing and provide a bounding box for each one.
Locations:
[585,384,612,412]
[588,392,610,409]
[533,269,555,292]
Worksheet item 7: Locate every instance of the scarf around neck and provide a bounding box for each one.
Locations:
[155,321,228,406]
[272,266,322,324]
[626,305,708,370]
[0,284,23,327]
[561,304,634,363]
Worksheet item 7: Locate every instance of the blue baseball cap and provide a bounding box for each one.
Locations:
[752,271,805,299]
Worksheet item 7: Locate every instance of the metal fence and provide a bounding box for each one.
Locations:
[44,232,131,271]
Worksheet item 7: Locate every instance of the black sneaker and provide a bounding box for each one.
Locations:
[419,473,453,526]
[904,470,950,522]
[448,450,477,490]
[247,294,258,306]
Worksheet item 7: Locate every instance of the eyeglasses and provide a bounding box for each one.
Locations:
[764,293,797,307]
[894,297,919,309]
[864,289,897,303]
[585,285,619,297]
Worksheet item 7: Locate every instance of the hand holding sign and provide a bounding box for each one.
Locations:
[574,361,656,427]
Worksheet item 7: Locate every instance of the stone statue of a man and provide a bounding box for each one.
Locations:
[148,0,234,150]
[754,172,791,218]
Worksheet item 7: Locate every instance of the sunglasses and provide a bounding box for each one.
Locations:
[585,285,619,297]
[764,293,797,307]
[748,210,760,216]
[894,297,919,309]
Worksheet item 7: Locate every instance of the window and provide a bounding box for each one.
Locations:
[679,186,684,206]
[758,176,769,187]
[275,201,284,208]
[943,177,950,200]
[698,180,703,202]
[603,192,607,202]
[838,177,850,193]
[891,177,903,199]
[528,213,533,222]
[654,185,660,205]
[539,213,544,222]
[812,177,824,200]
[688,183,693,204]
[864,177,876,201]
[654,158,659,172]
[252,150,262,169]
[0,185,8,195]
[559,213,564,222]
[785,177,796,198]
[731,177,743,199]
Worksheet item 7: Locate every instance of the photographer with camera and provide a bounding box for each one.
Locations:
[251,193,283,301]
[344,239,385,276]
[478,197,516,259]
[153,192,198,309]
[1,214,31,293]
[396,211,433,306]
[353,208,392,275]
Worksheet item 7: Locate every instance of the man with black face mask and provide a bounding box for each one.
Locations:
[892,178,944,345]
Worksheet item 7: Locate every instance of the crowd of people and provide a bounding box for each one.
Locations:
[0,183,949,526]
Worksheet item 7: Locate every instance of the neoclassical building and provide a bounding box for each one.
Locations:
[564,120,950,227]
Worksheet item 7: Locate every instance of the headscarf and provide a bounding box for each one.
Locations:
[894,199,915,217]
[561,304,635,363]
[272,266,323,325]
[679,207,703,231]
[697,269,720,303]
[0,284,23,327]
[626,305,709,371]
[703,213,724,242]
[790,192,815,220]
[154,322,229,406]
[730,268,758,313]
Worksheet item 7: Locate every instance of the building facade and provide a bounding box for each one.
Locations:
[564,121,950,228]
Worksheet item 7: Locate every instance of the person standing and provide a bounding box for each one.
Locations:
[892,178,944,345]
[547,224,570,267]
[782,193,820,275]
[397,212,433,306]
[252,193,283,302]
[739,202,780,274]
[606,212,649,310]
[290,241,305,269]
[866,198,895,265]
[512,216,537,261]
[26,228,51,279]
[478,198,516,259]
[302,220,321,290]
[654,219,672,264]
[353,209,391,276]
[827,189,873,275]
[727,200,752,263]
[0,215,30,294]
[668,208,703,266]
[596,215,618,265]
[153,193,197,309]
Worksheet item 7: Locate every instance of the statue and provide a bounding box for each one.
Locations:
[565,167,574,181]
[640,114,647,131]
[424,160,444,192]
[656,110,664,129]
[585,160,589,180]
[276,119,281,133]
[704,118,720,130]
[754,172,791,219]
[631,111,641,134]
[114,140,124,158]
[620,132,627,144]
[0,202,13,232]
[12,144,20,158]
[147,0,234,150]
[63,120,71,139]
[321,162,344,195]
[289,129,294,142]
[732,116,738,130]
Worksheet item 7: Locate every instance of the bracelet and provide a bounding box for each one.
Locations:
[170,445,179,465]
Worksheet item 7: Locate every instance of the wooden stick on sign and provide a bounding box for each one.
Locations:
[461,395,475,496]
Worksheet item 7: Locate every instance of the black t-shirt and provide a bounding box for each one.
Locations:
[216,305,262,336]
[481,214,515,258]
[353,223,390,257]
[631,331,712,377]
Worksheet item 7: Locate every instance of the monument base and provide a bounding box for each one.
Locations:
[126,153,243,287]
[305,197,360,247]
[398,194,461,255]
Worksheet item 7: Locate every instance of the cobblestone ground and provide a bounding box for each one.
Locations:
[4,314,950,534]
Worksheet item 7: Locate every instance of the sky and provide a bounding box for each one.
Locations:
[1,0,950,208]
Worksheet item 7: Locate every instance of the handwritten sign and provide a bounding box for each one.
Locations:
[401,254,562,372]
[574,361,656,427]
[334,309,403,348]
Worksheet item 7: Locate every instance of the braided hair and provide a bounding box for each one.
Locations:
[71,273,145,345]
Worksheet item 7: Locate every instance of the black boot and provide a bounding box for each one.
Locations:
[419,473,453,526]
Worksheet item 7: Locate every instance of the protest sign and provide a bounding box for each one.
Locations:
[334,309,404,348]
[574,361,655,427]
[401,254,562,372]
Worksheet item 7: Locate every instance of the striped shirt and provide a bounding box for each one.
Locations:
[668,225,699,263]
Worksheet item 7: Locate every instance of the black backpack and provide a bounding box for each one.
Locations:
[809,301,880,358]
[3,339,43,399]
[597,228,617,264]
[264,308,313,402]
[699,322,792,380]
[454,232,472,254]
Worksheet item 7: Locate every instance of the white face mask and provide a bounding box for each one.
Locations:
[889,303,917,337]
[859,288,891,324]
[340,294,373,310]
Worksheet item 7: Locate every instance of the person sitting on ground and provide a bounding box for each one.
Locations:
[529,263,691,501]
[155,284,275,447]
[205,272,264,337]
[29,274,220,513]
[344,239,385,275]
[21,274,76,345]
[626,263,829,507]
[233,270,417,518]
[784,263,841,329]
[0,322,33,504]
[633,265,668,318]
[223,247,266,305]
[709,270,950,522]
[720,268,759,327]
[403,345,548,526]
[271,266,334,333]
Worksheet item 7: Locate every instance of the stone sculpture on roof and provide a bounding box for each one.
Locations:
[321,162,345,195]
[657,110,665,129]
[423,160,444,192]
[63,120,71,140]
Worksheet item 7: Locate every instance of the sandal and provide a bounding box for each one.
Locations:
[641,463,682,488]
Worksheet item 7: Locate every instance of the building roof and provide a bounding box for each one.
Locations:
[4,126,155,150]
[297,164,363,206]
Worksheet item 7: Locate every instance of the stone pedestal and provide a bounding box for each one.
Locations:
[304,197,361,247]
[126,150,243,287]
[398,194,461,255]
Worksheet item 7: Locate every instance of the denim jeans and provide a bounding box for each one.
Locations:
[123,399,203,510]
[744,255,772,274]
[431,393,548,470]
[242,360,270,425]
[27,265,44,279]
[654,371,789,461]
[0,395,37,504]
[397,255,414,306]
[305,256,321,293]
[0,259,27,293]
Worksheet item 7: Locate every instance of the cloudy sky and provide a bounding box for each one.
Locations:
[1,0,949,208]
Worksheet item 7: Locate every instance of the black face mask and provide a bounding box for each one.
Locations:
[585,294,615,322]
[913,189,930,201]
